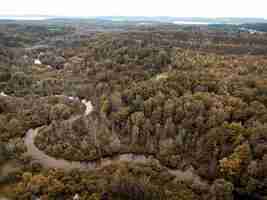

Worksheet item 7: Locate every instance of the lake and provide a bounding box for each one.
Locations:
[173,21,211,25]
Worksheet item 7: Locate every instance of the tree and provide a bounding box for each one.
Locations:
[164,118,176,138]
[131,125,140,145]
[9,71,32,89]
[101,99,112,116]
[209,179,234,200]
[132,95,144,112]
[219,142,252,178]
[0,67,11,82]
[49,103,72,121]
[163,99,175,119]
[0,142,9,164]
[144,98,154,117]
[151,107,162,125]
[131,112,145,127]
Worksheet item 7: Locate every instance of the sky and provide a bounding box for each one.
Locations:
[0,0,267,18]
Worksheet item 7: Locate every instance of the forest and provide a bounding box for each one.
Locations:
[1,20,267,199]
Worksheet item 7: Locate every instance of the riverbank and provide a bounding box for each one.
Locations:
[23,96,208,189]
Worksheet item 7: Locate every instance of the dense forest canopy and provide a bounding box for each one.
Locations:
[1,20,267,199]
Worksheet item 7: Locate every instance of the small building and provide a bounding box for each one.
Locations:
[0,92,8,97]
[34,59,42,65]
[73,194,80,200]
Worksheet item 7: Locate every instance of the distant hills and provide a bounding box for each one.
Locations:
[93,16,267,24]
[1,15,267,24]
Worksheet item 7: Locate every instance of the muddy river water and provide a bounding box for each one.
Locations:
[23,97,207,187]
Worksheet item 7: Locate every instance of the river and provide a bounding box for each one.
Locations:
[23,96,207,188]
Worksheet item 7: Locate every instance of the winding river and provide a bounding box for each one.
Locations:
[23,96,207,186]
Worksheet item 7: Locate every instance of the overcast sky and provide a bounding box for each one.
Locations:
[1,0,266,18]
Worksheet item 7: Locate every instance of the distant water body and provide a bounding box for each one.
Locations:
[173,21,211,25]
[0,16,47,20]
[172,21,244,25]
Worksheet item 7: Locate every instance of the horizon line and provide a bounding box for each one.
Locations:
[0,15,266,19]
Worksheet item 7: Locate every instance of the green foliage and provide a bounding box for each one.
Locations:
[209,179,234,200]
[2,23,267,199]
[0,142,9,164]
[220,142,252,178]
[103,177,166,200]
